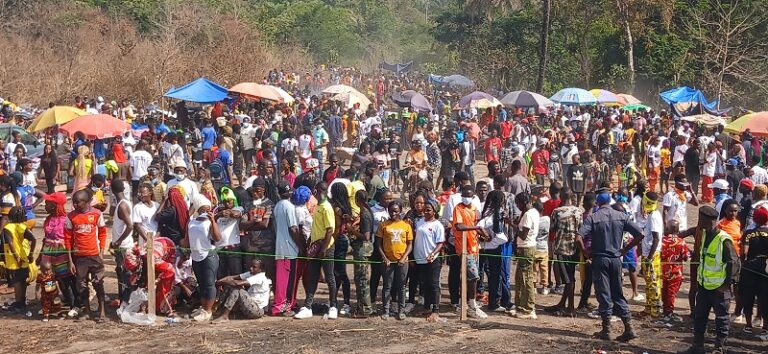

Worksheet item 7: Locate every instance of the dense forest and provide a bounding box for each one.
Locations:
[0,0,766,109]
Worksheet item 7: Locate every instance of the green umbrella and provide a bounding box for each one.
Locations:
[622,103,651,111]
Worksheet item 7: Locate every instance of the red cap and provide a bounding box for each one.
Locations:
[740,178,755,190]
[754,206,768,226]
[42,192,67,205]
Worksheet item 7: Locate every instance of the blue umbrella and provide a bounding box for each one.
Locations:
[550,88,597,105]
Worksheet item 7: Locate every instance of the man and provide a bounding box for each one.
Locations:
[348,189,374,316]
[453,185,488,319]
[568,155,587,205]
[684,139,702,195]
[201,120,217,164]
[89,174,108,212]
[662,174,699,231]
[679,206,740,354]
[109,180,133,306]
[748,155,768,186]
[513,192,539,319]
[166,161,198,207]
[710,179,732,214]
[257,159,279,203]
[311,118,329,173]
[212,137,236,188]
[530,141,549,185]
[323,153,345,184]
[327,111,343,150]
[505,160,531,199]
[128,141,153,201]
[637,192,663,319]
[240,117,257,172]
[65,189,108,322]
[578,187,644,341]
[546,190,582,315]
[271,181,303,316]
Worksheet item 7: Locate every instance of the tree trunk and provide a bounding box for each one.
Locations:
[616,0,635,93]
[536,0,551,92]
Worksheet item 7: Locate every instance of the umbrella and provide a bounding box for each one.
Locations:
[229,82,283,102]
[391,90,432,112]
[622,103,651,111]
[268,85,295,105]
[550,88,597,105]
[589,89,619,104]
[725,111,768,136]
[616,93,641,105]
[332,91,372,109]
[27,106,88,132]
[500,90,554,108]
[322,84,357,94]
[681,114,726,127]
[59,114,131,139]
[444,75,475,88]
[458,91,501,109]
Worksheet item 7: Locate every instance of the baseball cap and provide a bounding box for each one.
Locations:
[740,178,755,190]
[707,179,729,190]
[304,158,319,172]
[277,181,292,195]
[42,192,67,205]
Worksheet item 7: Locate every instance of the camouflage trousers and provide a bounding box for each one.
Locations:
[351,240,374,314]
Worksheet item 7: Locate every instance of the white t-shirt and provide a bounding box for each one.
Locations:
[240,125,257,150]
[477,214,509,250]
[240,271,271,309]
[703,152,717,177]
[129,150,153,181]
[294,205,313,241]
[673,145,688,164]
[298,134,313,159]
[281,138,299,154]
[640,210,663,257]
[536,216,550,252]
[274,200,299,260]
[413,219,445,265]
[112,199,134,250]
[750,165,768,185]
[166,177,199,207]
[662,190,692,230]
[518,208,540,249]
[133,201,159,249]
[188,218,214,262]
[216,207,244,248]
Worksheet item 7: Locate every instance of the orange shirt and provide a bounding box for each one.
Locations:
[64,208,107,257]
[453,203,479,255]
[718,218,742,255]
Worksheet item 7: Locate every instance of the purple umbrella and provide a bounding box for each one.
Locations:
[391,90,433,112]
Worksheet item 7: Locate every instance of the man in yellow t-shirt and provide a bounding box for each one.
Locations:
[376,200,413,319]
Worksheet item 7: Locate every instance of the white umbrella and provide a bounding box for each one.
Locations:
[322,84,357,94]
[500,90,554,108]
[268,85,295,105]
[332,91,372,109]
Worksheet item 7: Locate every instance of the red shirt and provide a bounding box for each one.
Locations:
[661,234,689,280]
[531,149,550,175]
[64,208,107,257]
[543,199,561,217]
[500,121,512,140]
[484,137,503,162]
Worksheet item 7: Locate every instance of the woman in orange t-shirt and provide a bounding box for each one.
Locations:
[718,199,742,255]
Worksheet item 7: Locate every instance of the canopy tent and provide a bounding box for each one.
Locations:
[681,114,727,127]
[27,106,88,132]
[659,86,728,117]
[622,103,651,111]
[60,114,131,139]
[589,89,619,104]
[164,77,228,103]
[379,61,413,74]
[725,111,768,136]
[391,90,432,112]
[550,88,597,105]
[500,90,554,108]
[229,82,284,102]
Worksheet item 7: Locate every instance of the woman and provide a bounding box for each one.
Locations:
[155,186,189,246]
[377,200,412,320]
[38,192,79,310]
[214,186,244,278]
[329,182,353,315]
[69,145,93,192]
[123,236,177,315]
[372,141,391,188]
[413,198,445,322]
[478,190,512,313]
[280,157,297,188]
[39,144,60,193]
[403,191,427,311]
[9,145,25,173]
[184,194,222,322]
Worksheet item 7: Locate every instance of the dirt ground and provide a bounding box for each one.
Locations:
[1,162,766,354]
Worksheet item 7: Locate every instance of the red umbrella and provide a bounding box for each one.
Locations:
[59,114,130,139]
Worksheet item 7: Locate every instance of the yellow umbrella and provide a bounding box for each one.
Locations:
[27,106,88,132]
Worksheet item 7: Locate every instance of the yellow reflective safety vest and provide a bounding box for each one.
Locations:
[697,230,732,290]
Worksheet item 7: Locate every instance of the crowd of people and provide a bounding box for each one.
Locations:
[1,69,767,354]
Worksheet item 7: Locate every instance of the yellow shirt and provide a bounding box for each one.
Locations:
[661,148,671,168]
[310,200,335,249]
[3,222,29,270]
[347,180,366,216]
[377,220,413,261]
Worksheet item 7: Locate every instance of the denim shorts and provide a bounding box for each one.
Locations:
[466,254,480,281]
[192,252,220,300]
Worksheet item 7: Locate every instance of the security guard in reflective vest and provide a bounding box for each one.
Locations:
[680,206,740,354]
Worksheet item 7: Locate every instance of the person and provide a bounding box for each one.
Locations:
[122,236,177,315]
[377,200,413,320]
[701,143,718,202]
[294,182,338,320]
[271,181,303,317]
[128,141,153,200]
[453,184,488,319]
[167,162,199,208]
[568,155,587,205]
[133,184,159,249]
[662,174,699,231]
[2,206,36,312]
[38,192,79,310]
[369,188,392,304]
[680,206,740,354]
[684,139,702,195]
[579,187,644,341]
[184,194,222,322]
[64,189,108,322]
[414,198,445,322]
[546,190,582,316]
[36,261,58,321]
[39,144,60,193]
[329,182,353,315]
[155,186,189,246]
[740,206,768,336]
[201,120,217,164]
[347,190,374,317]
[241,178,275,278]
[212,259,270,323]
[512,192,539,319]
[478,189,511,312]
[109,180,134,306]
[638,192,663,319]
[660,219,689,323]
[70,145,94,192]
[710,179,732,214]
[533,201,550,295]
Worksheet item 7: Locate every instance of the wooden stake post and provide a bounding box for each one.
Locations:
[460,231,467,321]
[146,232,156,319]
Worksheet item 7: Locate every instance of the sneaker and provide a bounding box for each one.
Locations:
[490,306,507,312]
[516,310,537,320]
[506,305,517,316]
[67,308,80,318]
[631,294,646,302]
[294,307,313,319]
[474,308,489,319]
[552,286,564,295]
[397,312,406,320]
[339,304,352,316]
[402,302,415,314]
[466,307,480,319]
[327,307,338,320]
[192,309,211,322]
[381,313,390,320]
[541,287,550,295]
[587,310,600,319]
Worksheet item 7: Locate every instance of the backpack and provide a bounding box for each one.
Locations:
[209,158,224,181]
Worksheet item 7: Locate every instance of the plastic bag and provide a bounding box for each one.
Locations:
[118,289,156,326]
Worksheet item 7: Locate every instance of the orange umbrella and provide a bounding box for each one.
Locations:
[229,82,283,102]
[60,114,130,139]
[616,94,641,106]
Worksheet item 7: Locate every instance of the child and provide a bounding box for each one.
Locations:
[2,206,36,312]
[660,219,689,322]
[36,261,59,322]
[660,140,672,194]
[212,259,271,323]
[533,201,550,295]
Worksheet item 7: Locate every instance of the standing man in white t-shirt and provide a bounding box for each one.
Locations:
[514,192,540,319]
[128,141,153,201]
[132,184,159,252]
[297,128,314,170]
[240,117,257,172]
[109,180,134,305]
[662,174,699,231]
[638,192,664,318]
[166,162,199,208]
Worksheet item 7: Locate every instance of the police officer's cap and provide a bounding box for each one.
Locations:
[699,206,719,220]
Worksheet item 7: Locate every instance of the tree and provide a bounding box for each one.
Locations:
[536,0,550,92]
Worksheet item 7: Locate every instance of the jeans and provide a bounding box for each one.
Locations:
[418,260,442,312]
[592,256,630,320]
[381,262,408,313]
[477,253,490,294]
[217,248,243,278]
[303,248,337,309]
[192,252,219,300]
[487,246,512,309]
[114,250,132,303]
[514,247,536,313]
[333,236,351,305]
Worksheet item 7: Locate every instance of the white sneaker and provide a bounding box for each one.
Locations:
[516,310,537,320]
[67,308,80,318]
[294,307,313,319]
[339,304,352,316]
[474,308,489,319]
[587,310,600,319]
[192,309,211,322]
[632,294,645,302]
[490,306,507,312]
[327,307,338,320]
[753,316,763,328]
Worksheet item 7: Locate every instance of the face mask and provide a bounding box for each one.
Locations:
[243,123,250,128]
[461,197,473,206]
[91,186,101,192]
[175,173,186,181]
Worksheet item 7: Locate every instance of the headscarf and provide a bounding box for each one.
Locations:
[291,186,311,205]
[219,186,239,207]
[642,194,659,213]
[167,186,189,239]
[191,193,212,215]
[112,143,127,163]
